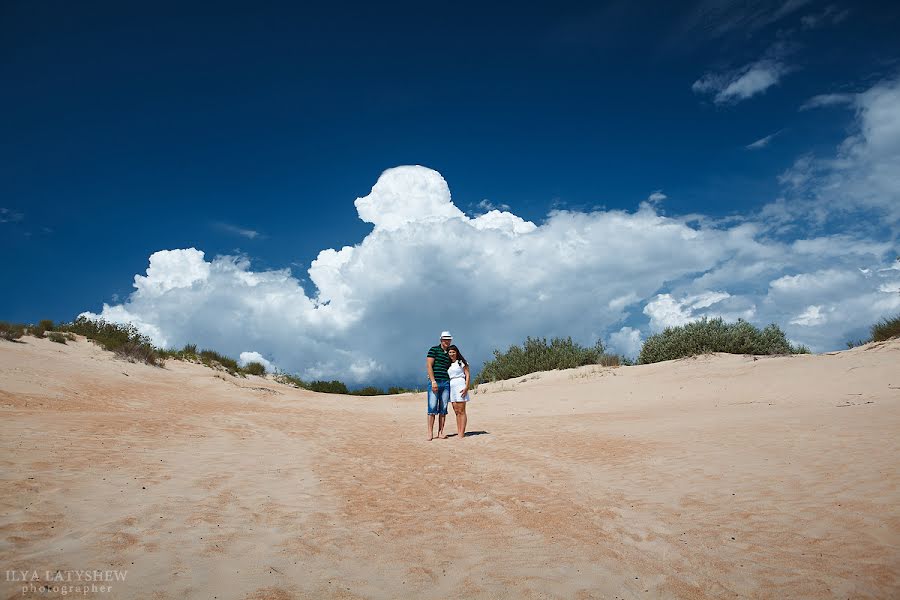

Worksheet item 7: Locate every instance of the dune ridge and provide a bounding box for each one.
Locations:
[1,335,898,599]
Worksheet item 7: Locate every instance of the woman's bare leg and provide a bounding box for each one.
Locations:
[452,402,467,438]
[458,403,467,439]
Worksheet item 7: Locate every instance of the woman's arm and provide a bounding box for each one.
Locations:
[463,364,470,395]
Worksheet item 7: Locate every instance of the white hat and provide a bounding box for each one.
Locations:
[440,331,453,339]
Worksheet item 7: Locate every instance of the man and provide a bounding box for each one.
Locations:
[425,331,453,441]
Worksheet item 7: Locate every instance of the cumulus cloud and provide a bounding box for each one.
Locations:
[693,58,789,104]
[354,166,464,231]
[80,77,900,385]
[79,164,899,384]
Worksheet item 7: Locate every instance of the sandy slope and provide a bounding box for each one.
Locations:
[0,335,898,599]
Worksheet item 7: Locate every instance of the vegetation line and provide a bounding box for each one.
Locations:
[3,313,898,392]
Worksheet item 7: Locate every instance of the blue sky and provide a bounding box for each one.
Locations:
[2,1,899,386]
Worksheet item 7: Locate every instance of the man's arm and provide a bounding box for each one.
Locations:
[426,356,437,392]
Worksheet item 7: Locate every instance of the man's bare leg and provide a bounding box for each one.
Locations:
[427,414,435,441]
[437,414,447,438]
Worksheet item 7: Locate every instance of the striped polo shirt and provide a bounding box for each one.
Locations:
[427,345,451,381]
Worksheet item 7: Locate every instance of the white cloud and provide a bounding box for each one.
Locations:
[214,222,262,239]
[768,75,900,224]
[799,92,855,110]
[133,249,211,297]
[746,132,779,150]
[693,58,788,104]
[477,199,511,212]
[82,170,736,383]
[607,327,643,359]
[790,305,826,326]
[647,190,667,204]
[643,291,733,332]
[354,166,465,231]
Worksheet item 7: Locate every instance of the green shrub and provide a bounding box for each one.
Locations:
[198,349,242,376]
[0,322,25,341]
[48,332,67,344]
[273,372,307,388]
[305,380,350,394]
[871,314,900,342]
[38,319,55,332]
[271,373,416,395]
[58,316,162,366]
[352,386,384,396]
[475,336,614,384]
[387,386,419,394]
[599,354,621,367]
[156,343,200,362]
[638,318,803,364]
[243,361,267,376]
[64,332,77,341]
[28,323,46,338]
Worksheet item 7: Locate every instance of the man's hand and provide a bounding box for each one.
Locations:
[431,380,438,393]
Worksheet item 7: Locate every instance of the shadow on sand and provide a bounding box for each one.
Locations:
[447,431,489,438]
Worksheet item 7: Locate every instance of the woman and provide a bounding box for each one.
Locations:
[447,345,471,439]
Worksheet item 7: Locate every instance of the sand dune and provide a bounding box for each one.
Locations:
[1,335,898,599]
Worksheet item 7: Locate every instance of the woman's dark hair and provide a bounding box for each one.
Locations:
[448,344,467,367]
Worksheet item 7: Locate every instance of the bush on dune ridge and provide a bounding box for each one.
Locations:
[304,380,350,394]
[60,322,406,393]
[638,318,809,365]
[243,361,267,376]
[0,321,25,341]
[60,316,163,366]
[271,371,418,395]
[870,313,900,342]
[48,332,67,344]
[198,349,242,375]
[475,336,621,385]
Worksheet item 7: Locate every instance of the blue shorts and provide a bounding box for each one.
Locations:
[427,380,450,415]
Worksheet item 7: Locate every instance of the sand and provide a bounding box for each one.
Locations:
[0,335,898,599]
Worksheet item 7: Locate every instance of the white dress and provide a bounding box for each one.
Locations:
[447,360,469,402]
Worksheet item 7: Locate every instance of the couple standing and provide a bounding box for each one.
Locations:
[426,331,470,441]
